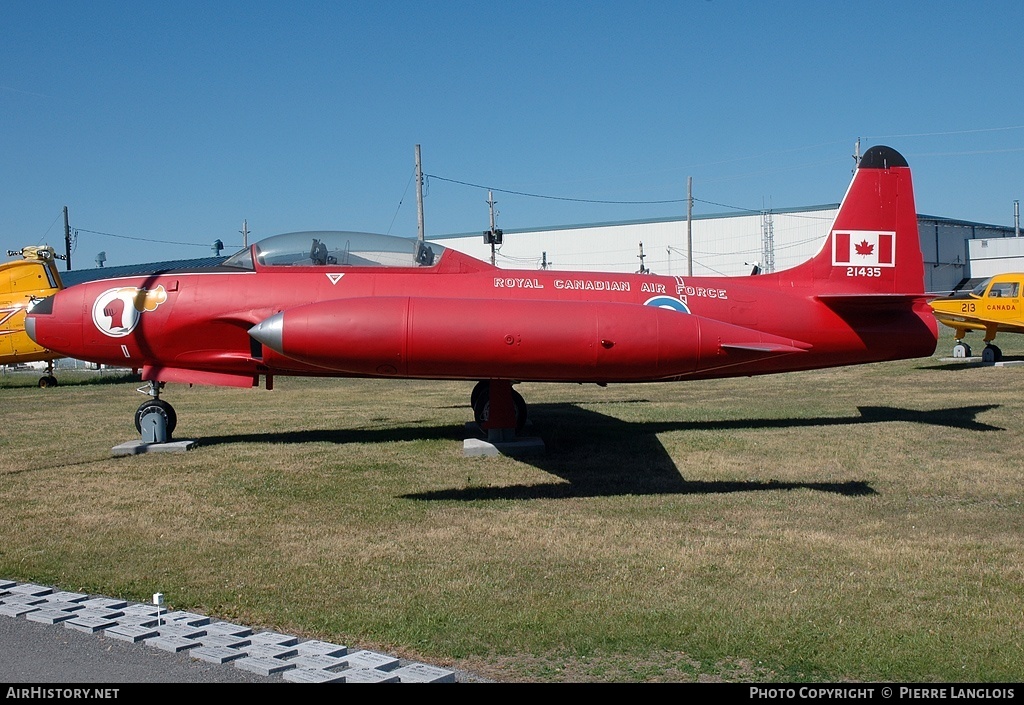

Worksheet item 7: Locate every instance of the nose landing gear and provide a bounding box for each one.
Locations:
[135,381,177,441]
[112,380,193,456]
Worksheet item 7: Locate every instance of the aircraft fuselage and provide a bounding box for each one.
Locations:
[28,252,937,390]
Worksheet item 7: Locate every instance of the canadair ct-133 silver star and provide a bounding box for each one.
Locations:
[26,146,938,439]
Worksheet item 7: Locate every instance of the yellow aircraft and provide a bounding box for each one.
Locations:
[0,246,66,386]
[930,272,1023,362]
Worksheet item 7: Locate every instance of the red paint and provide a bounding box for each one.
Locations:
[27,147,938,419]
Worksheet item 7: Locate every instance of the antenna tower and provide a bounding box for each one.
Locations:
[761,208,775,273]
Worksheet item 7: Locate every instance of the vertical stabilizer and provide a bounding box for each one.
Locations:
[787,146,925,296]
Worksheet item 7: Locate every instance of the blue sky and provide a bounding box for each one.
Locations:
[3,1,1024,267]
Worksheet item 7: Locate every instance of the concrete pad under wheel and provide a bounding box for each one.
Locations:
[112,439,197,456]
[463,436,546,457]
[939,357,1024,367]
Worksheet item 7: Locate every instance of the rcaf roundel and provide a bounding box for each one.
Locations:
[832,230,896,268]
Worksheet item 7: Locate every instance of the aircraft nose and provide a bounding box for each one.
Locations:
[249,312,284,353]
[24,295,55,344]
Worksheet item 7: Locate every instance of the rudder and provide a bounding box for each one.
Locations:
[789,146,925,296]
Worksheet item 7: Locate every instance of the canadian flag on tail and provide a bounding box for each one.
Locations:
[832,230,896,268]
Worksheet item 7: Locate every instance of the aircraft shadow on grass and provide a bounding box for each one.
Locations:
[194,402,1001,501]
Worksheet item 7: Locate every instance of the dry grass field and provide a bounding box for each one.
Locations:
[1,328,1022,682]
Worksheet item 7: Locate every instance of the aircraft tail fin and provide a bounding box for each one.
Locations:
[785,146,925,297]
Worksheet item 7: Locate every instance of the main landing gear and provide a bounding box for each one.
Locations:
[982,344,1002,363]
[37,359,58,388]
[470,380,528,436]
[463,380,545,457]
[135,381,176,441]
[951,338,1002,363]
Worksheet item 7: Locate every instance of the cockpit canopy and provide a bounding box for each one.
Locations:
[222,231,445,270]
[970,277,1020,299]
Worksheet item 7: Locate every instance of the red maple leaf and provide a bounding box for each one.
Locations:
[855,240,874,256]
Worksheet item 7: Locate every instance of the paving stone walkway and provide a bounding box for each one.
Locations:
[1,579,457,683]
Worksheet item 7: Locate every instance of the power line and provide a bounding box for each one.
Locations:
[863,125,1024,140]
[904,147,1024,158]
[38,211,64,245]
[424,173,686,205]
[75,228,229,248]
[692,197,761,214]
[386,168,416,235]
[426,174,791,215]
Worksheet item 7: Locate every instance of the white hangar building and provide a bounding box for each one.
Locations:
[430,206,1020,295]
[968,235,1024,280]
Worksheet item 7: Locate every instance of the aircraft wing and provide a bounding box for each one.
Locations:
[721,342,810,354]
[931,309,1024,335]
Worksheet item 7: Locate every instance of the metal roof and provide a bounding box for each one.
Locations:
[59,257,226,287]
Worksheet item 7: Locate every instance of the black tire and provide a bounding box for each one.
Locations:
[473,388,527,432]
[470,381,489,410]
[38,376,58,388]
[134,399,177,438]
[982,345,1002,363]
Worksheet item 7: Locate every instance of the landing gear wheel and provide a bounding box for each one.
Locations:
[473,388,527,432]
[470,381,489,410]
[38,375,58,388]
[982,345,1002,363]
[951,342,971,358]
[134,399,177,438]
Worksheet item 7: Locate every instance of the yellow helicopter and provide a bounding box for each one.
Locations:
[0,246,66,386]
[930,272,1023,362]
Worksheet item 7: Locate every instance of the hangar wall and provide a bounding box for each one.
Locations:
[967,235,1024,279]
[432,207,838,279]
[431,208,1018,295]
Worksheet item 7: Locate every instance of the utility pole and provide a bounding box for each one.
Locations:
[541,251,551,270]
[852,138,861,172]
[415,144,425,242]
[1015,200,1020,238]
[637,242,649,274]
[63,206,72,271]
[484,190,502,266]
[686,176,693,277]
[240,219,249,248]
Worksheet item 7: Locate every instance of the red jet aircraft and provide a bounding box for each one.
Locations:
[26,145,938,439]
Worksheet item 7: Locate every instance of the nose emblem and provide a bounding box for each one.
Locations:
[91,286,167,338]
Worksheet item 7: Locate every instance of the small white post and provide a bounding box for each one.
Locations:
[153,592,164,626]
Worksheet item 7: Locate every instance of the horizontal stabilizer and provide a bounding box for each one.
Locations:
[816,293,933,311]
